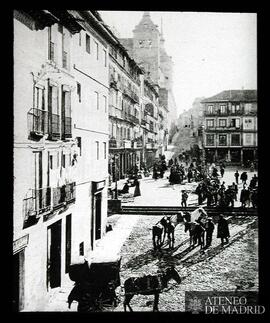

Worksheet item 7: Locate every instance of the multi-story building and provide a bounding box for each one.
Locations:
[202,90,257,165]
[141,78,160,167]
[120,11,176,144]
[13,9,112,311]
[108,37,143,180]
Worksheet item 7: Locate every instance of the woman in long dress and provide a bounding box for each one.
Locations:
[133,178,141,197]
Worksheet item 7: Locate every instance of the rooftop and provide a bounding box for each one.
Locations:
[202,90,257,103]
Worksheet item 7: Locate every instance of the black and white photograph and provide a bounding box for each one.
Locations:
[13,9,263,314]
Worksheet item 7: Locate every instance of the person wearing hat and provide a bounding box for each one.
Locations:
[217,214,230,245]
[181,190,189,207]
[204,217,215,248]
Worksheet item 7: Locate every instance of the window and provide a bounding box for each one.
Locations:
[34,86,45,110]
[245,134,252,145]
[95,41,99,60]
[139,40,144,48]
[96,141,99,160]
[206,134,215,146]
[62,28,70,70]
[103,49,107,67]
[219,135,227,146]
[95,92,99,110]
[207,105,213,114]
[77,82,81,102]
[220,105,227,114]
[103,142,106,159]
[62,152,66,168]
[49,155,53,169]
[231,118,240,128]
[103,95,107,113]
[48,26,56,61]
[79,242,84,256]
[206,119,214,128]
[231,134,240,146]
[231,105,236,114]
[245,103,252,114]
[86,34,90,53]
[219,119,226,127]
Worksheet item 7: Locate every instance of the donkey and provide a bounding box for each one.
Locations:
[123,266,181,312]
[152,216,170,250]
[184,219,205,248]
[165,212,184,249]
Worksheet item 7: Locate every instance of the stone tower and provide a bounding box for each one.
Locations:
[132,12,161,85]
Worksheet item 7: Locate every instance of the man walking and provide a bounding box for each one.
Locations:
[220,165,225,178]
[234,170,239,185]
[205,217,215,248]
[240,171,248,186]
[217,214,230,245]
[181,190,188,207]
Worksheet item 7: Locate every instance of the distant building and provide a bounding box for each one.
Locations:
[202,90,257,165]
[171,97,204,160]
[108,37,144,179]
[120,11,177,131]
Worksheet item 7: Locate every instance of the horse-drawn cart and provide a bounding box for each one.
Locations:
[68,255,121,312]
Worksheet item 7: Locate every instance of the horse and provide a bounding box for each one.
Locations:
[123,266,181,312]
[184,219,205,248]
[152,216,170,250]
[152,213,183,250]
[165,212,184,249]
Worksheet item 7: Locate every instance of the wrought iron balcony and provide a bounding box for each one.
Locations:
[28,108,48,137]
[28,108,61,139]
[64,117,72,138]
[53,182,76,208]
[23,187,52,221]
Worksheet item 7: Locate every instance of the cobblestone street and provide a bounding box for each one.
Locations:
[113,214,258,312]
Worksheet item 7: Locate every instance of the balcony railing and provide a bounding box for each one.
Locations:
[23,183,76,227]
[23,187,51,221]
[53,182,76,207]
[64,117,72,138]
[28,108,48,137]
[28,108,61,139]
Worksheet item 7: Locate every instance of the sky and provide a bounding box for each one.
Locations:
[99,11,257,117]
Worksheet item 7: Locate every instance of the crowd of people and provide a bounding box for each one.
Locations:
[166,158,258,208]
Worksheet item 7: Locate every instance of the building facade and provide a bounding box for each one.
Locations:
[108,39,143,180]
[13,10,112,311]
[202,90,257,165]
[171,97,204,159]
[120,11,176,139]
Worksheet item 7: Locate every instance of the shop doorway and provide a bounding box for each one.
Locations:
[47,220,62,289]
[95,193,102,240]
[13,250,25,311]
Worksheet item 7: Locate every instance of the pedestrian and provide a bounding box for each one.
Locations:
[231,182,238,201]
[133,178,141,197]
[234,170,239,185]
[121,181,129,194]
[217,214,230,245]
[240,187,250,208]
[205,217,215,248]
[181,190,188,207]
[240,171,248,186]
[187,169,193,183]
[220,166,225,178]
[195,183,204,205]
